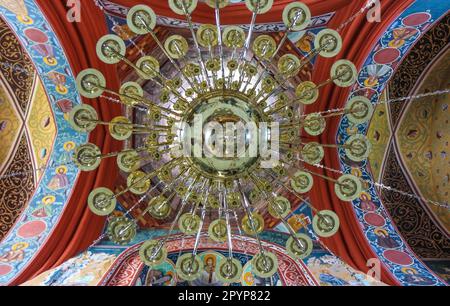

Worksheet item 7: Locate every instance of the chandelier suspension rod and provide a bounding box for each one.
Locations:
[103,47,190,103]
[262,168,332,227]
[237,179,271,271]
[181,1,212,90]
[138,16,202,94]
[214,0,226,91]
[222,187,234,260]
[249,10,306,94]
[148,174,202,260]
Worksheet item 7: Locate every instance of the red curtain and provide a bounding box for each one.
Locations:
[306,0,416,285]
[11,0,123,285]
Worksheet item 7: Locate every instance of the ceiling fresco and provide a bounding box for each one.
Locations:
[0,0,87,285]
[379,12,450,262]
[397,50,450,232]
[0,82,21,171]
[367,90,391,183]
[0,16,56,241]
[337,1,449,286]
[22,226,385,286]
[0,0,448,287]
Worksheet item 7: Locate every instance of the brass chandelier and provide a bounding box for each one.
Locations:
[69,0,374,283]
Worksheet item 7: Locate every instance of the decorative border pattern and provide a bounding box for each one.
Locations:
[337,0,449,286]
[0,0,87,284]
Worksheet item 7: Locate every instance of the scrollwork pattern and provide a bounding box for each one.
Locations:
[381,146,450,258]
[0,18,34,114]
[0,133,35,241]
[388,15,450,126]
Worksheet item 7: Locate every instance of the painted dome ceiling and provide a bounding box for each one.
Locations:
[0,16,56,240]
[0,0,448,287]
[366,14,450,266]
[397,50,450,232]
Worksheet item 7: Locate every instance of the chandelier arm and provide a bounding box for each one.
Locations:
[98,93,148,113]
[221,187,234,260]
[111,92,181,117]
[226,47,238,88]
[261,168,332,227]
[241,10,258,61]
[145,28,202,94]
[245,10,305,97]
[181,2,212,90]
[214,1,226,92]
[78,146,147,165]
[232,210,248,257]
[237,179,270,270]
[257,39,345,107]
[190,182,208,215]
[246,184,270,216]
[260,168,313,211]
[100,164,185,238]
[271,9,306,61]
[190,206,206,266]
[141,167,190,217]
[118,178,176,237]
[258,184,308,251]
[99,48,190,103]
[249,57,290,104]
[149,174,202,260]
[78,117,152,130]
[298,37,338,71]
[264,67,351,111]
[234,0,260,93]
[207,44,219,88]
[300,88,450,118]
[310,160,450,210]
[257,77,291,106]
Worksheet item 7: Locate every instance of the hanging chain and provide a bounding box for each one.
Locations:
[336,0,378,32]
[300,88,450,118]
[312,162,450,210]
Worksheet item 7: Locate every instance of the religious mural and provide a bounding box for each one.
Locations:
[21,251,117,286]
[337,0,449,286]
[366,91,391,183]
[397,50,450,232]
[306,251,385,286]
[381,14,450,261]
[0,0,87,285]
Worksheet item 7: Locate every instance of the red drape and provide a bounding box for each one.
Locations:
[306,0,416,286]
[12,0,123,285]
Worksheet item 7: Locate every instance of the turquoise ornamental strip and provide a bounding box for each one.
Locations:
[0,0,88,285]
